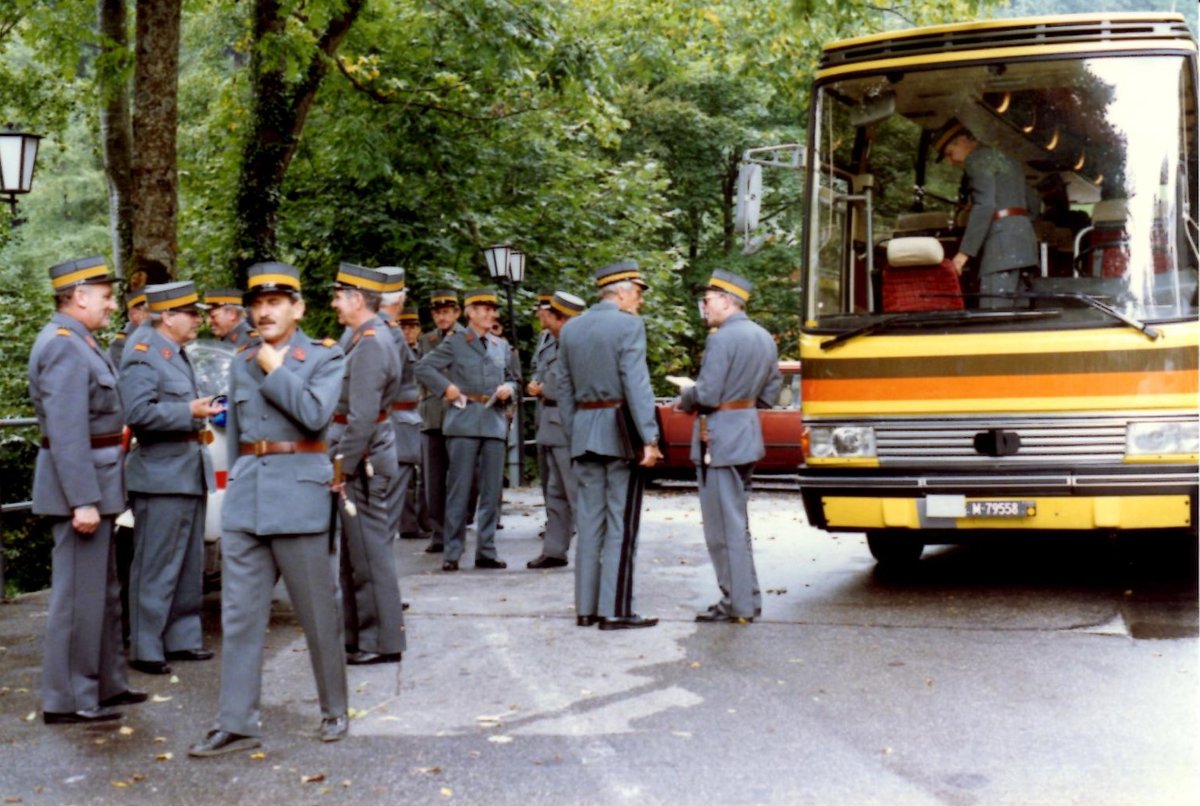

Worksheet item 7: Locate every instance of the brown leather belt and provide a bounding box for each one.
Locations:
[138,430,215,445]
[390,401,418,411]
[331,411,387,424]
[40,432,124,450]
[239,440,327,457]
[577,399,623,410]
[993,207,1028,221]
[541,400,558,407]
[463,393,492,405]
[716,399,755,411]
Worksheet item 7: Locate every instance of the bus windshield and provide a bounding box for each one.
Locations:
[804,54,1199,330]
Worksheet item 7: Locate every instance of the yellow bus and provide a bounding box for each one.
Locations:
[795,13,1199,565]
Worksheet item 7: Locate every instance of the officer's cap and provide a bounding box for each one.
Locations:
[463,288,499,308]
[48,255,117,292]
[549,291,585,318]
[377,266,406,293]
[333,262,391,293]
[595,260,648,290]
[430,289,460,309]
[932,117,970,162]
[705,269,752,302]
[244,261,302,302]
[398,305,420,325]
[203,288,243,308]
[535,289,554,310]
[125,289,148,310]
[146,281,205,313]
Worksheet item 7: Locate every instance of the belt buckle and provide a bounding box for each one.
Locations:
[199,430,215,446]
[254,439,268,458]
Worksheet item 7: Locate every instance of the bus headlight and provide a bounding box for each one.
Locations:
[805,425,877,459]
[1126,421,1199,457]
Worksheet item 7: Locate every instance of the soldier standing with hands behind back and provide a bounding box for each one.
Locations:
[557,262,663,630]
[31,255,145,724]
[675,270,780,624]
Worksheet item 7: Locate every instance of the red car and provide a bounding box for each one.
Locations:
[653,361,802,478]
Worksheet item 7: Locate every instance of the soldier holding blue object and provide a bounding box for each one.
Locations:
[675,270,780,624]
[120,281,222,675]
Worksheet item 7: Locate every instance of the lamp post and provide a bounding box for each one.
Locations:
[482,243,526,485]
[0,128,42,220]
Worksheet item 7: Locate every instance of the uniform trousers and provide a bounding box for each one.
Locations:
[421,429,449,547]
[42,517,129,713]
[129,493,205,662]
[399,462,427,536]
[542,443,577,560]
[217,530,347,737]
[443,436,505,563]
[572,456,645,619]
[697,463,761,618]
[341,470,407,654]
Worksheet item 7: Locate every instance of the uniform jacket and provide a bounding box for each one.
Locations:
[328,315,400,479]
[119,327,215,495]
[383,316,422,465]
[221,318,259,348]
[417,323,465,432]
[222,329,344,536]
[415,326,518,441]
[959,145,1039,274]
[532,333,568,448]
[108,320,136,367]
[678,311,782,467]
[557,299,660,461]
[29,312,126,516]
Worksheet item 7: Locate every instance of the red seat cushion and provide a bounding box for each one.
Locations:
[882,259,964,312]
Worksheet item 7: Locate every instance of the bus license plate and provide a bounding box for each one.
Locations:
[966,500,1035,518]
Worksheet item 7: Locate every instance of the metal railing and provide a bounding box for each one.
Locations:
[0,417,38,595]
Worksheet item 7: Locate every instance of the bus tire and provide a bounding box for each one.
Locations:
[866,531,924,567]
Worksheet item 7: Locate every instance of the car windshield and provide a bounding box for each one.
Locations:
[804,54,1199,331]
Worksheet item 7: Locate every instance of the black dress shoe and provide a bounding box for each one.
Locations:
[346,650,402,665]
[399,532,427,540]
[425,543,445,554]
[130,659,172,675]
[166,648,214,661]
[442,560,459,572]
[695,610,754,624]
[474,556,507,570]
[43,706,122,725]
[402,602,410,611]
[319,714,349,742]
[598,615,659,631]
[527,555,568,569]
[188,729,262,757]
[576,615,599,627]
[100,690,149,707]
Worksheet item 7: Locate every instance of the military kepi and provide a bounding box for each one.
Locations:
[203,288,243,308]
[463,288,499,307]
[932,117,968,161]
[399,306,420,325]
[377,266,406,293]
[430,289,459,309]
[549,291,585,318]
[595,259,648,290]
[706,269,752,302]
[146,281,204,313]
[125,288,149,310]
[333,262,391,293]
[244,261,302,301]
[48,255,116,291]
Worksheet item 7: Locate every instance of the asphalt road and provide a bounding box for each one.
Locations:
[0,486,1195,806]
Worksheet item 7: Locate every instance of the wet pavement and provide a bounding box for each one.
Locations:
[0,486,1195,805]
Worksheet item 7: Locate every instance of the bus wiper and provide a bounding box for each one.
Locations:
[819,308,1062,351]
[992,291,1161,341]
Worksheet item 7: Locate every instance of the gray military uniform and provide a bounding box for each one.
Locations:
[108,320,136,367]
[959,145,1039,306]
[533,333,576,561]
[216,330,347,737]
[679,311,781,619]
[221,318,259,348]
[557,299,660,619]
[120,328,215,662]
[383,318,423,535]
[30,312,130,714]
[418,323,465,549]
[415,326,518,564]
[329,316,406,655]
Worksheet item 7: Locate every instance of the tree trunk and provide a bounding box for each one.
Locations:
[97,0,134,285]
[231,0,364,286]
[131,0,181,285]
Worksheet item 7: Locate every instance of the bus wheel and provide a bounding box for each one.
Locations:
[866,531,924,567]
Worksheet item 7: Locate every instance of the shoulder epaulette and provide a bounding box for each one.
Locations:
[362,329,376,337]
[320,337,337,348]
[134,342,150,353]
[55,328,72,337]
[237,343,252,353]
[387,320,400,328]
[249,330,260,337]
[114,332,127,341]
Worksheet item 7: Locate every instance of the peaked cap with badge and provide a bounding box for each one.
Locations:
[49,255,117,291]
[594,260,648,290]
[705,269,752,302]
[145,281,206,313]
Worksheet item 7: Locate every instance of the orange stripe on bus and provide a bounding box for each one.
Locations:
[803,370,1198,401]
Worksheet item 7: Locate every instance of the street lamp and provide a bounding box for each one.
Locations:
[482,243,526,485]
[0,128,42,219]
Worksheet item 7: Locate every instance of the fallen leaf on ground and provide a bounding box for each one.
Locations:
[22,712,35,723]
[249,752,266,760]
[111,782,128,789]
[118,726,134,736]
[487,735,513,744]
[440,787,454,797]
[414,766,442,775]
[155,753,173,761]
[150,694,172,703]
[301,773,326,784]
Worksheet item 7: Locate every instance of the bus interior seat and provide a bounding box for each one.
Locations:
[1075,198,1130,278]
[882,236,964,312]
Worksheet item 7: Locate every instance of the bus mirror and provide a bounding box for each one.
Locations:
[734,162,763,233]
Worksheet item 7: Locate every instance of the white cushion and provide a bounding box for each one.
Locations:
[1093,199,1128,224]
[887,236,945,267]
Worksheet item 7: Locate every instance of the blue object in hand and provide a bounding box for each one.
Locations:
[211,395,228,428]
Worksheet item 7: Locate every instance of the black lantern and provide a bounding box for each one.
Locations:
[0,129,42,217]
